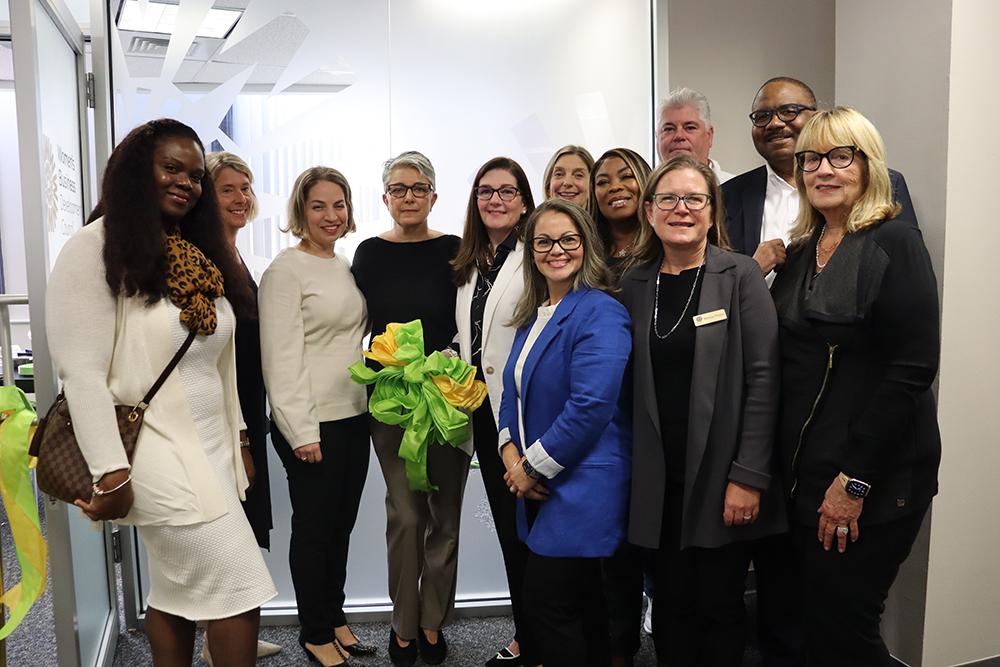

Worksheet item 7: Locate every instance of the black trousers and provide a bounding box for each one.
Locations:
[272,414,370,644]
[472,401,538,662]
[602,541,644,658]
[523,551,611,667]
[653,484,753,667]
[752,530,805,667]
[797,506,928,667]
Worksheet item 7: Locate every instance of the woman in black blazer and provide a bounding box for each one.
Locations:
[771,107,940,667]
[620,155,785,666]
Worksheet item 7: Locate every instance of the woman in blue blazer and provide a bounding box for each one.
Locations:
[498,198,632,667]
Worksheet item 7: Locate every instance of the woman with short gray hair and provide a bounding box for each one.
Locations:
[351,151,464,667]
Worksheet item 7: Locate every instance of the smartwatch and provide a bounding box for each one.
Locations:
[838,472,871,499]
[522,458,542,480]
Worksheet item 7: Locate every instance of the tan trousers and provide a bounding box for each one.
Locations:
[370,419,471,639]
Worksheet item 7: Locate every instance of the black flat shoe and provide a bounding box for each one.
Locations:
[299,639,348,667]
[338,630,377,656]
[419,629,448,665]
[486,646,524,666]
[388,629,418,667]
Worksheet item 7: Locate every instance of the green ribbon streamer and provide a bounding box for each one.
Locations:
[350,321,481,492]
[0,386,46,640]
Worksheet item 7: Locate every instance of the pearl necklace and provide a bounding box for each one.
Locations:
[653,263,704,340]
[815,224,843,270]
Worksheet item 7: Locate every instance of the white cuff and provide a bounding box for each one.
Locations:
[524,440,563,479]
[497,427,513,455]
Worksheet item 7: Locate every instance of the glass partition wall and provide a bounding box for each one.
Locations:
[108,0,654,623]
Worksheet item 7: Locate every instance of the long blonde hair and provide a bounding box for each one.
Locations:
[790,106,901,244]
[510,199,616,329]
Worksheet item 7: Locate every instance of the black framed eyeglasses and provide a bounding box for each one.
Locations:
[386,183,434,198]
[795,146,864,172]
[748,104,816,127]
[475,185,521,202]
[532,234,582,253]
[651,193,712,211]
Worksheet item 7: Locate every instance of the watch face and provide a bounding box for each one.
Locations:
[845,479,870,498]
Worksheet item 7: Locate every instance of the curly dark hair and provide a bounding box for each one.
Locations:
[96,118,255,317]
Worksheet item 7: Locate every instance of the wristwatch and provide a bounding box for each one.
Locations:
[838,472,871,498]
[522,458,542,480]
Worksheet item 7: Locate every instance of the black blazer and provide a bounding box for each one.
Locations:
[620,246,787,550]
[722,166,918,256]
[770,217,941,527]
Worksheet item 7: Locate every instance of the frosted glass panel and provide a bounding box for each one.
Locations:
[112,0,653,615]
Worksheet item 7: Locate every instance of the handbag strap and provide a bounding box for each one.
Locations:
[134,330,197,412]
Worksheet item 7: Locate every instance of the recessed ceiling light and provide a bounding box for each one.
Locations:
[117,0,242,39]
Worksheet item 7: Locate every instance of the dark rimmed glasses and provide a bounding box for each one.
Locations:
[532,234,582,253]
[795,146,864,172]
[651,193,712,211]
[386,183,434,199]
[475,185,521,202]
[749,104,816,127]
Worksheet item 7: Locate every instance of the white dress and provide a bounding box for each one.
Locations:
[136,304,276,620]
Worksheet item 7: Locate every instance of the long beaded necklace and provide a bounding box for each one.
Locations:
[814,224,843,270]
[653,262,705,340]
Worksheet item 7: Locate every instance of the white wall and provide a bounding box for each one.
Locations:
[0,88,32,350]
[922,0,1000,665]
[661,0,835,175]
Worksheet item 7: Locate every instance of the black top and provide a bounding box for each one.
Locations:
[233,264,272,549]
[771,217,941,527]
[469,232,517,378]
[649,267,703,484]
[352,235,461,361]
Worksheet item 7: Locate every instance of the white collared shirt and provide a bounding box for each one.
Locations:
[710,158,735,184]
[761,162,799,286]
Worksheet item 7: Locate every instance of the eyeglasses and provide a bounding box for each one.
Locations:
[748,104,816,127]
[475,185,521,202]
[795,146,863,172]
[532,234,582,253]
[651,193,712,211]
[386,183,434,199]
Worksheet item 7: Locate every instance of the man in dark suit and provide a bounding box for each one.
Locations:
[723,77,917,287]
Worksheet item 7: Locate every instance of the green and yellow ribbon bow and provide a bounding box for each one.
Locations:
[350,320,488,492]
[0,386,47,640]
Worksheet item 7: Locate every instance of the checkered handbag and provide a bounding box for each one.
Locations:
[28,331,196,504]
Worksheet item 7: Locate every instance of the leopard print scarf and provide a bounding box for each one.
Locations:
[165,233,225,335]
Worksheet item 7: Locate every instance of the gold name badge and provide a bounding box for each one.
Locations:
[693,309,727,327]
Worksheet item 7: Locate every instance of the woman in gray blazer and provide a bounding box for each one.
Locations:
[619,155,786,666]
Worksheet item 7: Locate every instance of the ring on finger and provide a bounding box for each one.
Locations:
[836,526,849,536]
[509,486,516,494]
[743,513,753,520]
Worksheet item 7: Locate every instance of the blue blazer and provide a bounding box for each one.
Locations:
[497,287,632,558]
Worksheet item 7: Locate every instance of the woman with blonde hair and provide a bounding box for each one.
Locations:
[260,166,374,666]
[542,144,595,211]
[772,107,941,666]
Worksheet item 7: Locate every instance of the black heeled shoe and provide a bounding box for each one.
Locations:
[419,628,448,665]
[486,646,525,666]
[299,639,348,667]
[388,629,418,667]
[336,628,377,656]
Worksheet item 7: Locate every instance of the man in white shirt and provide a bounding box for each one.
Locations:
[655,87,734,183]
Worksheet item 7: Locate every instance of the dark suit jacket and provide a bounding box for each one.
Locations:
[723,166,918,257]
[620,246,787,550]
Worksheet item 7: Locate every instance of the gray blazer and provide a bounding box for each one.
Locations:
[620,245,787,550]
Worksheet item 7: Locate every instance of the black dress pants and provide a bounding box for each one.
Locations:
[653,483,753,667]
[752,530,805,667]
[523,550,611,667]
[473,401,538,663]
[272,414,370,644]
[797,506,928,667]
[602,541,644,658]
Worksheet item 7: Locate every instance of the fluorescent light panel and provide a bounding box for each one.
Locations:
[117,0,242,39]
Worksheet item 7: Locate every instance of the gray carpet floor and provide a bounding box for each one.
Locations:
[3,502,763,667]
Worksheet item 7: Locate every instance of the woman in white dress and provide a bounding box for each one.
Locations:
[47,119,276,667]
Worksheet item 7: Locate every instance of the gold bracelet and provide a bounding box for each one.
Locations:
[92,475,132,497]
[240,438,251,448]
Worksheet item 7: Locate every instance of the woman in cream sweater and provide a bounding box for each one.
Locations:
[259,166,374,666]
